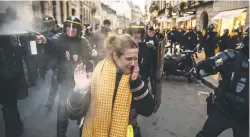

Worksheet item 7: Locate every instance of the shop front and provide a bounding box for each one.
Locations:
[176,15,196,29]
[212,8,247,36]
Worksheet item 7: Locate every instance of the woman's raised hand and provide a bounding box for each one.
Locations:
[74,63,92,92]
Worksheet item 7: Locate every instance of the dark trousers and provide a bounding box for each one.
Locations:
[46,68,60,109]
[0,77,23,137]
[24,54,47,84]
[204,48,215,59]
[197,108,248,137]
[56,79,76,137]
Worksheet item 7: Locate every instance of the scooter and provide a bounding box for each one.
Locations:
[163,44,199,83]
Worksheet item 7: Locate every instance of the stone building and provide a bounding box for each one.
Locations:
[128,2,143,21]
[26,0,101,26]
[101,2,117,29]
[117,15,130,28]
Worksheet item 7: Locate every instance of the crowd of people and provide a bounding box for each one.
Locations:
[0,6,249,137]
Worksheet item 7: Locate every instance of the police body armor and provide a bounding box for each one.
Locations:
[207,52,249,122]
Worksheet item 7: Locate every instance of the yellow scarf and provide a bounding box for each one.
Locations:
[82,58,132,137]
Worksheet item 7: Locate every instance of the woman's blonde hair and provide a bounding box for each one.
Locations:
[104,33,138,57]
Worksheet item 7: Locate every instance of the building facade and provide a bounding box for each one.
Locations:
[101,2,118,29]
[149,0,249,35]
[128,2,143,21]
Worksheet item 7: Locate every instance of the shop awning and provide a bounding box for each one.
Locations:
[212,8,246,20]
[176,15,195,22]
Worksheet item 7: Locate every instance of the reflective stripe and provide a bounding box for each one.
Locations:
[133,89,149,100]
[130,26,144,28]
[66,20,81,25]
[131,81,144,92]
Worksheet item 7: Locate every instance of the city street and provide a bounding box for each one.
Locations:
[0,71,232,137]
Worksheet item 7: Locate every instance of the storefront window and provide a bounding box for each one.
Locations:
[191,19,196,28]
[233,11,247,29]
[220,18,234,36]
[219,11,247,36]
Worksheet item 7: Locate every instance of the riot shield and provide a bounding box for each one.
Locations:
[154,37,166,113]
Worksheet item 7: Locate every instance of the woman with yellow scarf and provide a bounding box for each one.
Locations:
[67,34,155,137]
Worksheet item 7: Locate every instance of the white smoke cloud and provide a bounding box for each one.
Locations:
[0,1,41,35]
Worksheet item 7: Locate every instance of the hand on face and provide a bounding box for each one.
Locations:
[131,59,139,80]
[74,63,92,92]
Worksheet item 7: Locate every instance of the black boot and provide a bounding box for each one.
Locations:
[2,105,24,137]
[57,102,69,137]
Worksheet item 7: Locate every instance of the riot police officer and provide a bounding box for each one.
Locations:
[231,27,243,49]
[127,21,162,137]
[43,15,62,110]
[196,27,249,137]
[145,26,160,49]
[201,24,218,59]
[37,16,97,137]
[167,26,178,54]
[183,27,196,51]
[218,29,230,52]
[0,7,28,137]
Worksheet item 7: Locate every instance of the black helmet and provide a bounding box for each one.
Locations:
[208,24,215,29]
[223,29,229,35]
[236,27,249,58]
[43,15,56,27]
[128,21,145,37]
[64,16,82,30]
[63,16,82,36]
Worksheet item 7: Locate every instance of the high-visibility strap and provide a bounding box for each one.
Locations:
[66,20,81,25]
[130,26,144,29]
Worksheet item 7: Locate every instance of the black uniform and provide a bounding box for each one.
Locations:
[45,33,93,137]
[196,49,249,137]
[145,35,159,49]
[219,33,231,52]
[44,31,61,110]
[202,30,217,59]
[0,34,28,137]
[23,29,47,86]
[0,7,28,137]
[183,30,196,50]
[138,42,157,88]
[167,29,178,54]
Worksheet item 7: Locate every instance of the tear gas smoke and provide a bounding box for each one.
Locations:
[0,1,42,35]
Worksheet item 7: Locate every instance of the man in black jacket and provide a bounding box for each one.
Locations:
[0,7,28,137]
